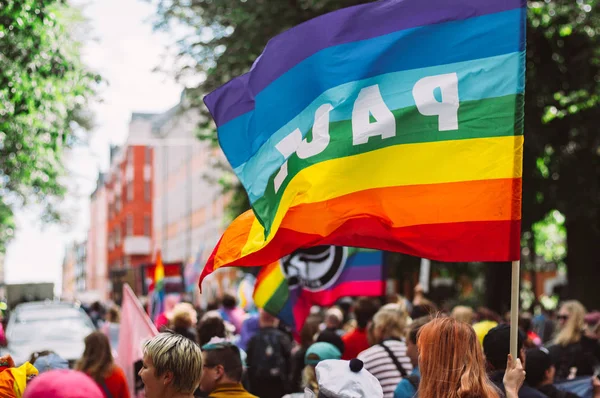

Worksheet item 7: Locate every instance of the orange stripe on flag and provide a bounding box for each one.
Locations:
[282,178,521,236]
[205,178,521,273]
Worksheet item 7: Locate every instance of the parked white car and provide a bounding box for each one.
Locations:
[3,301,96,366]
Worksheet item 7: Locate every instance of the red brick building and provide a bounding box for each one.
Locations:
[106,118,155,300]
[91,104,226,304]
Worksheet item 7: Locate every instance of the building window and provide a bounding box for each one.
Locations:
[145,147,152,165]
[123,256,131,268]
[108,232,113,250]
[144,215,151,237]
[144,181,151,202]
[126,215,133,236]
[127,182,133,202]
[127,147,134,164]
[116,195,122,212]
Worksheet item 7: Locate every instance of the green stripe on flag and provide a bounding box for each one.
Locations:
[254,94,523,233]
[262,282,290,316]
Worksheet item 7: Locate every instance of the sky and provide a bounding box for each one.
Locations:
[4,0,183,293]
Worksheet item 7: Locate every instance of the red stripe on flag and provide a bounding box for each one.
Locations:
[200,219,520,288]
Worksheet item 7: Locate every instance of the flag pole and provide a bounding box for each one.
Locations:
[509,260,521,360]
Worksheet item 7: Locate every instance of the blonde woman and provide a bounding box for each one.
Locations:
[548,300,600,380]
[451,305,475,324]
[358,305,412,398]
[138,332,203,398]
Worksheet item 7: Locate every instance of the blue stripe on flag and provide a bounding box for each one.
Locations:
[233,52,525,203]
[346,251,385,267]
[217,8,524,169]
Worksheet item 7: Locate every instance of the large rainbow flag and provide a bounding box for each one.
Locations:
[253,247,385,333]
[200,0,525,284]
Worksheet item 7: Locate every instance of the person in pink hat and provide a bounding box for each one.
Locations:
[23,369,104,398]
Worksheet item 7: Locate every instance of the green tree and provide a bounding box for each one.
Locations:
[151,0,600,309]
[0,0,99,252]
[521,1,599,309]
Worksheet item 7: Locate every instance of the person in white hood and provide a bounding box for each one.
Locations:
[305,358,383,398]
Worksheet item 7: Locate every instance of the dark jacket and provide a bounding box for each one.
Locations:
[538,384,580,398]
[246,327,292,398]
[547,336,600,380]
[489,370,549,398]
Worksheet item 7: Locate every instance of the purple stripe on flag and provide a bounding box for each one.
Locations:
[337,266,382,283]
[204,0,525,128]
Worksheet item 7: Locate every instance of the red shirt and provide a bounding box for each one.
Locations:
[342,328,370,360]
[99,366,130,398]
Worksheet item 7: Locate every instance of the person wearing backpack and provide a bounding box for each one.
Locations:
[393,316,431,398]
[358,305,412,398]
[246,310,292,398]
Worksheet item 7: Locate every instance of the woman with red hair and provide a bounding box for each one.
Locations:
[417,317,524,398]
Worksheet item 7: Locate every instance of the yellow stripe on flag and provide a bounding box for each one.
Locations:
[241,135,523,257]
[253,263,285,308]
[154,251,165,281]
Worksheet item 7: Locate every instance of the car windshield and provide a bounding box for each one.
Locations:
[8,306,94,343]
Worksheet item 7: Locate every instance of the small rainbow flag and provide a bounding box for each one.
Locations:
[150,251,165,320]
[200,0,525,285]
[253,247,385,332]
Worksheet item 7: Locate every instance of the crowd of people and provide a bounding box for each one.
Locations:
[146,292,600,398]
[0,290,599,398]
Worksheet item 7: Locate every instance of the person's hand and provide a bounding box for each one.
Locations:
[503,354,525,398]
[0,354,15,368]
[592,375,600,398]
[414,284,424,294]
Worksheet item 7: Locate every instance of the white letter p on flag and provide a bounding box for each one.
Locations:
[413,73,459,131]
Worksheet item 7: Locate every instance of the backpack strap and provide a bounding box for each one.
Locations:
[378,341,408,377]
[98,379,114,398]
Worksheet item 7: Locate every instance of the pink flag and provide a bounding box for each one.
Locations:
[118,284,158,398]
